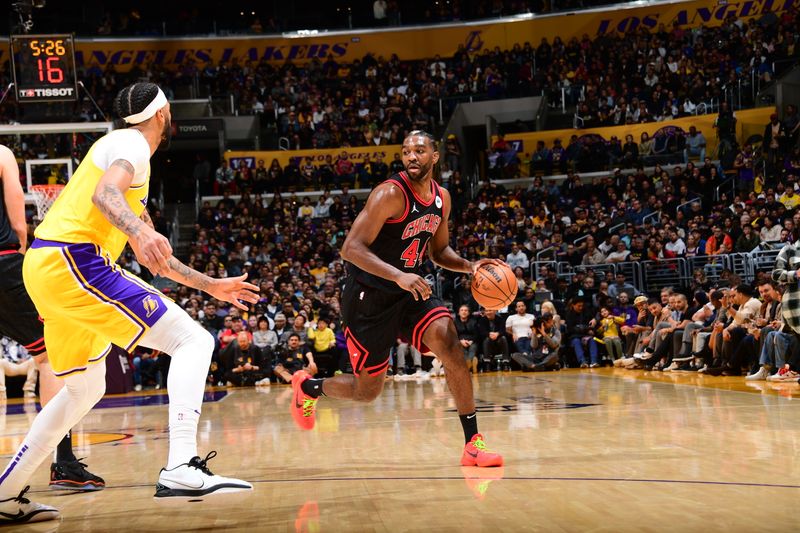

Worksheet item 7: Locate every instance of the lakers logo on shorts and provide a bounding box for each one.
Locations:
[142,295,160,318]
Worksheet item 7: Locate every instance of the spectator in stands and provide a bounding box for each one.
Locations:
[709,285,762,376]
[132,348,158,392]
[506,301,535,355]
[281,314,309,346]
[214,159,235,194]
[274,333,317,383]
[608,273,637,300]
[735,224,760,253]
[0,352,37,398]
[765,113,788,175]
[252,316,279,353]
[512,313,561,371]
[705,226,733,256]
[506,242,530,271]
[597,306,625,361]
[684,126,707,164]
[307,317,338,377]
[455,305,480,373]
[478,308,510,369]
[565,297,598,368]
[223,332,267,387]
[581,237,605,265]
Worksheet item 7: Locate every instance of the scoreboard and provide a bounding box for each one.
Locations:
[10,34,78,102]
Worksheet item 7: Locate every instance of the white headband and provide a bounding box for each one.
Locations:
[123,88,167,124]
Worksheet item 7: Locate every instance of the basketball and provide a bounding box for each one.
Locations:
[470,263,518,310]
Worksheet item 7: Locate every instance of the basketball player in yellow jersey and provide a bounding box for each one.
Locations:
[0,83,258,524]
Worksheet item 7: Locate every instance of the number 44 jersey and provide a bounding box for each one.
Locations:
[347,171,443,294]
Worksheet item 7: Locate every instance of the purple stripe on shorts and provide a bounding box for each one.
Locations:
[63,244,167,329]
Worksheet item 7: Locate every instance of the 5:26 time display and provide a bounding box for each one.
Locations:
[10,34,78,102]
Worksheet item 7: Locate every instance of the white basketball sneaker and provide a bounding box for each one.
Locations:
[0,486,60,524]
[154,451,253,498]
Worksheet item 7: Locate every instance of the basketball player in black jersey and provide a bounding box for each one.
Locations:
[290,131,503,467]
[0,145,103,523]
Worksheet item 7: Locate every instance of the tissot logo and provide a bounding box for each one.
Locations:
[19,87,74,98]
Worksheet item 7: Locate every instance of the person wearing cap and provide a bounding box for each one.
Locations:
[615,295,653,363]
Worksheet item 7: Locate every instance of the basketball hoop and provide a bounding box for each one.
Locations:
[30,184,65,221]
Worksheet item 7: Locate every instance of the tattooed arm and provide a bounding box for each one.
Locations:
[166,257,261,311]
[92,159,147,237]
[93,159,172,275]
[166,257,212,292]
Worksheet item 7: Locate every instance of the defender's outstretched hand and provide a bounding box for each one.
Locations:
[207,274,260,311]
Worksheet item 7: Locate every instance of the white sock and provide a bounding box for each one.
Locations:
[0,360,105,499]
[139,301,213,469]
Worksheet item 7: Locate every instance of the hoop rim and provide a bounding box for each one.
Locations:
[30,184,66,191]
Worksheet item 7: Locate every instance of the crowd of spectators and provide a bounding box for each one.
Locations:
[3,5,798,167]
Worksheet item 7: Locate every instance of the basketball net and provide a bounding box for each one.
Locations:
[30,184,65,221]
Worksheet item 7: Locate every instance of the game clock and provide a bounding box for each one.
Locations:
[10,34,78,102]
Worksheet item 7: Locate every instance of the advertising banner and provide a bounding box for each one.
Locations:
[500,107,776,164]
[2,0,793,72]
[225,144,402,170]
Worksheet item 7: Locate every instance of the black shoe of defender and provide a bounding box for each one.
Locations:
[50,459,105,491]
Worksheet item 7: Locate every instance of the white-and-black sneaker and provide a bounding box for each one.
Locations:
[154,451,253,498]
[0,485,59,524]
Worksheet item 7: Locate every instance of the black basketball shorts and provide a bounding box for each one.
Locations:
[0,252,45,356]
[341,276,451,376]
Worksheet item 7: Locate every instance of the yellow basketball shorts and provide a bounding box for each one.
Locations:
[23,239,168,377]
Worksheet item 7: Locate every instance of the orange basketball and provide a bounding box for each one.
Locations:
[470,263,518,310]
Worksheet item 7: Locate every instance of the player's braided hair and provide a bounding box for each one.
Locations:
[112,83,160,127]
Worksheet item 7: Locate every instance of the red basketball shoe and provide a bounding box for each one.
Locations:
[290,370,318,430]
[461,434,504,467]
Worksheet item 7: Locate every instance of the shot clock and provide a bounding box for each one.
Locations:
[10,34,78,102]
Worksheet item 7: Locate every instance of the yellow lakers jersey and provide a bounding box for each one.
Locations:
[35,129,150,260]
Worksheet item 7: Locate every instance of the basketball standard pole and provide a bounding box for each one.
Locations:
[78,81,109,121]
[0,83,14,107]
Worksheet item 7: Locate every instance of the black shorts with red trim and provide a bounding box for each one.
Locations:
[342,275,451,376]
[0,251,46,356]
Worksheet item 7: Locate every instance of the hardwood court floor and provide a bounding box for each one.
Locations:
[3,368,800,532]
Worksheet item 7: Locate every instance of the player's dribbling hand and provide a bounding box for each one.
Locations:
[470,258,506,274]
[396,272,431,301]
[131,226,173,276]
[208,274,260,311]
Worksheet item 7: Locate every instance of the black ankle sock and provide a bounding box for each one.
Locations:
[300,378,325,398]
[459,412,479,444]
[56,431,76,463]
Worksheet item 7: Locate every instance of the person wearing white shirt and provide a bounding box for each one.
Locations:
[605,242,630,263]
[760,216,783,242]
[505,243,529,271]
[505,301,535,354]
[373,0,387,23]
[664,231,686,256]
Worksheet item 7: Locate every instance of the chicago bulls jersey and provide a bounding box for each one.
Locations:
[349,171,444,293]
